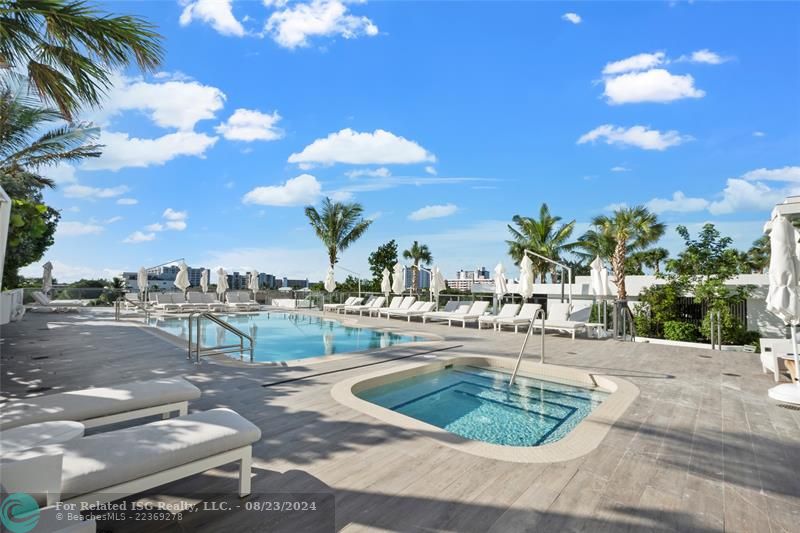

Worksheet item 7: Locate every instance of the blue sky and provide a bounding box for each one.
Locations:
[25,0,800,282]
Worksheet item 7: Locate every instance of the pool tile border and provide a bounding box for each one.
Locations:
[330,354,640,463]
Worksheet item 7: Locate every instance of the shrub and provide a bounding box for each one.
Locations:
[663,321,700,342]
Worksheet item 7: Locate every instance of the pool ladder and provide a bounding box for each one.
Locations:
[187,311,254,363]
[509,308,546,386]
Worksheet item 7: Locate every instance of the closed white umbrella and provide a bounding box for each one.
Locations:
[42,261,53,296]
[248,269,260,294]
[138,267,148,296]
[174,262,190,293]
[766,215,800,404]
[430,266,445,297]
[392,262,405,295]
[216,267,229,298]
[200,269,209,293]
[494,263,508,296]
[380,267,391,297]
[518,255,534,299]
[324,267,337,293]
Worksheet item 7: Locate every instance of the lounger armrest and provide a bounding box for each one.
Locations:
[0,451,63,505]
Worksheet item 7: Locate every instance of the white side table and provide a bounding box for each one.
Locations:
[1,420,85,454]
[585,322,607,339]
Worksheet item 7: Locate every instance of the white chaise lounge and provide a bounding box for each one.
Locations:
[324,296,359,312]
[385,301,436,322]
[0,377,202,431]
[1,408,261,507]
[152,293,181,312]
[184,292,226,312]
[345,296,385,315]
[447,301,491,328]
[533,301,588,339]
[495,303,543,333]
[422,301,471,324]
[478,303,521,330]
[378,296,416,317]
[369,296,402,317]
[759,338,795,382]
[226,292,259,311]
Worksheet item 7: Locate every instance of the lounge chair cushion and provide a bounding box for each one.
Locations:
[0,377,201,430]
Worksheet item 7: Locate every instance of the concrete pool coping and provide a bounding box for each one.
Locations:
[131,307,445,368]
[331,354,640,463]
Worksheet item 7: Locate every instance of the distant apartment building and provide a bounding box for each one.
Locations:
[403,267,431,290]
[124,264,207,292]
[280,277,309,289]
[446,267,491,292]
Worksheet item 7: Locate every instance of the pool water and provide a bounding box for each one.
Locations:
[357,365,608,446]
[148,311,422,363]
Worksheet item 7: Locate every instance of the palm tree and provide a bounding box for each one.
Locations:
[744,235,769,274]
[0,90,101,195]
[640,247,669,274]
[575,228,617,262]
[0,0,163,120]
[506,203,576,282]
[402,241,432,295]
[590,206,666,300]
[305,197,372,269]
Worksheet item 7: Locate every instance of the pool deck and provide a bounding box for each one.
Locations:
[2,307,799,532]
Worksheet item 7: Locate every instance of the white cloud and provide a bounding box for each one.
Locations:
[424,166,437,176]
[578,124,692,151]
[63,183,129,199]
[179,0,246,37]
[752,131,766,137]
[602,52,666,75]
[123,231,156,243]
[19,260,123,282]
[215,108,283,141]
[45,163,77,184]
[163,208,188,221]
[345,167,391,178]
[242,174,322,206]
[611,166,631,172]
[166,220,187,231]
[329,190,354,202]
[265,0,379,49]
[104,216,123,224]
[741,166,800,183]
[408,203,458,221]
[116,198,138,205]
[288,128,435,167]
[604,202,628,212]
[58,221,105,236]
[561,12,581,24]
[645,191,710,214]
[603,68,705,104]
[93,73,226,131]
[82,130,218,171]
[708,179,787,215]
[145,223,164,232]
[679,49,730,65]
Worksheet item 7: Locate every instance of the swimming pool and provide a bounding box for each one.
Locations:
[356,364,608,447]
[148,311,423,363]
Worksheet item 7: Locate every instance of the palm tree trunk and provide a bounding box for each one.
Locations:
[612,240,627,300]
[412,263,419,295]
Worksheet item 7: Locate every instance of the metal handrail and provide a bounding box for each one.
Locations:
[619,304,636,342]
[523,249,573,304]
[115,296,150,321]
[188,311,254,363]
[510,308,546,386]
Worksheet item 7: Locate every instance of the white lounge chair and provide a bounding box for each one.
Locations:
[324,296,358,312]
[369,296,402,317]
[29,291,88,312]
[381,296,416,317]
[448,301,491,328]
[759,338,796,382]
[422,301,471,324]
[152,293,181,312]
[0,377,201,431]
[533,301,587,339]
[495,303,543,333]
[226,291,259,312]
[478,303,521,330]
[345,296,385,315]
[1,408,261,507]
[386,301,436,321]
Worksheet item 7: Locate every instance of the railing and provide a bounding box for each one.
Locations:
[615,302,637,342]
[709,310,722,350]
[187,311,254,363]
[509,308,546,386]
[114,296,150,322]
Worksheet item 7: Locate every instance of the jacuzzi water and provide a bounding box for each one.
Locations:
[357,365,608,446]
[148,311,422,362]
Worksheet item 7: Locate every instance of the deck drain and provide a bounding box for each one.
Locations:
[722,372,741,377]
[32,355,49,360]
[26,386,52,393]
[778,403,800,411]
[698,355,712,359]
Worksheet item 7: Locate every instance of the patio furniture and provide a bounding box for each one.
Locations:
[385,301,436,321]
[369,296,403,317]
[31,291,89,307]
[1,421,85,454]
[152,293,181,312]
[448,301,491,328]
[759,338,794,382]
[0,377,201,431]
[495,303,542,333]
[379,296,416,317]
[344,296,381,315]
[478,303,521,330]
[324,296,358,312]
[533,302,588,339]
[0,408,261,507]
[422,301,470,324]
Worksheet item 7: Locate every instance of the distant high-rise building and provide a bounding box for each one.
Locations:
[123,264,207,292]
[404,267,431,290]
[446,267,491,292]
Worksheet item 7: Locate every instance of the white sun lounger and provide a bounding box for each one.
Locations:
[1,408,261,507]
[152,293,181,312]
[0,377,202,431]
[422,301,471,323]
[533,302,588,339]
[386,301,436,321]
[345,296,385,315]
[495,303,543,333]
[324,296,358,312]
[380,296,416,317]
[448,301,491,328]
[226,291,259,311]
[478,303,521,330]
[182,292,225,312]
[369,296,402,317]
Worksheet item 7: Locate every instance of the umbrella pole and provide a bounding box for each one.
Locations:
[793,324,800,388]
